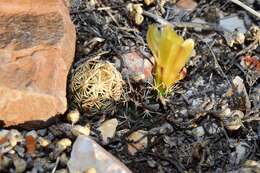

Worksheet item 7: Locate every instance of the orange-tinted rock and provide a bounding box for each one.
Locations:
[176,0,198,11]
[0,0,76,126]
[121,51,154,82]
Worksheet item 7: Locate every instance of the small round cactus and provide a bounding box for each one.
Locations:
[69,60,123,114]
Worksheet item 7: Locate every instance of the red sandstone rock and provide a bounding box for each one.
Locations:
[0,0,76,126]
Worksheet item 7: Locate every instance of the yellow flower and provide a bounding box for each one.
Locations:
[147,24,194,95]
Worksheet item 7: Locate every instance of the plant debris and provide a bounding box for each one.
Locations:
[0,0,259,172]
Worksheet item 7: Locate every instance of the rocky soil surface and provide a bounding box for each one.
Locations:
[0,0,260,173]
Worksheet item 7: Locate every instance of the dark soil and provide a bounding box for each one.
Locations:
[68,0,260,172]
[1,0,259,173]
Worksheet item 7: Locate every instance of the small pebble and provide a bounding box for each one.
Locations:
[8,150,15,154]
[223,116,242,131]
[127,3,144,25]
[14,145,25,157]
[37,129,47,136]
[32,157,52,171]
[244,160,259,167]
[46,132,55,141]
[8,137,18,147]
[13,156,27,173]
[149,123,173,135]
[192,126,205,137]
[67,110,80,124]
[219,107,232,118]
[85,168,97,173]
[127,130,148,155]
[234,31,245,45]
[0,129,9,138]
[60,153,69,167]
[98,118,118,144]
[38,137,51,147]
[224,110,244,131]
[134,14,144,25]
[147,159,157,168]
[89,0,97,6]
[57,138,72,152]
[26,130,38,139]
[8,129,23,147]
[144,0,154,5]
[55,169,68,173]
[0,156,11,169]
[72,125,90,137]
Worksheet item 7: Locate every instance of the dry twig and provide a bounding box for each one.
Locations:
[51,157,60,173]
[230,0,260,18]
[142,11,230,32]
